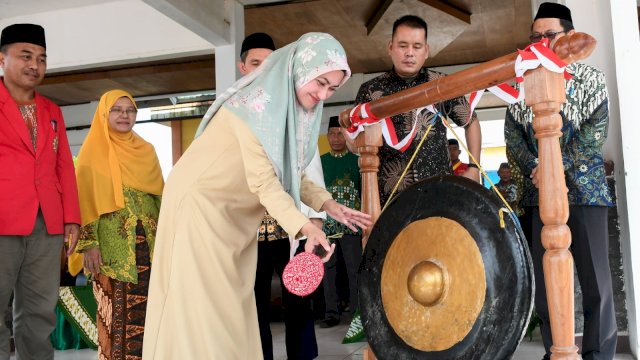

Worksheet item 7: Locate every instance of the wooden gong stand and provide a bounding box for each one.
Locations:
[339,33,597,360]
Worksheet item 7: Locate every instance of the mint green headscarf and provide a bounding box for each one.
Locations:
[195,32,351,208]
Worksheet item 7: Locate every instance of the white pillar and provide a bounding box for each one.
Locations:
[564,0,640,355]
[215,0,244,95]
[606,0,640,356]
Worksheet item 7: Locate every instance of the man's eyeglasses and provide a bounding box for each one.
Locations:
[109,108,138,116]
[529,30,565,43]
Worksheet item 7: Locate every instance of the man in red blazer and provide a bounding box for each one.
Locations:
[0,23,81,360]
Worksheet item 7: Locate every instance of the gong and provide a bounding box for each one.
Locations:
[360,175,533,359]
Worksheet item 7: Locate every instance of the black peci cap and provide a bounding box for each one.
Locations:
[534,2,572,23]
[328,116,340,129]
[240,32,275,56]
[1,23,46,49]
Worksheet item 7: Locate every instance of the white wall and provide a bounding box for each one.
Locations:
[0,0,214,74]
[565,0,640,355]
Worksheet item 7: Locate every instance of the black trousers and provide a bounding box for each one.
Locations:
[254,238,318,360]
[530,206,617,360]
[322,234,362,318]
[518,207,533,249]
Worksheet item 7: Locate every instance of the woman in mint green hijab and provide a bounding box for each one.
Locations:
[143,33,372,359]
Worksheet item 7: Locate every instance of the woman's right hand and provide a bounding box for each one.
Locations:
[301,222,335,263]
[83,247,103,275]
[341,128,359,155]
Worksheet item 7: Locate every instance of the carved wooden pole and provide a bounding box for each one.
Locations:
[524,68,579,359]
[339,119,383,244]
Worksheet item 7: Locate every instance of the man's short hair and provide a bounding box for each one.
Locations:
[499,162,510,170]
[392,15,428,39]
[530,19,574,33]
[559,19,575,32]
[448,138,459,146]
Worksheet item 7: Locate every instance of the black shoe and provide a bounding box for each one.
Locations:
[319,316,340,328]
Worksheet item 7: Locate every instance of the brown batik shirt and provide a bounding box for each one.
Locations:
[355,67,478,206]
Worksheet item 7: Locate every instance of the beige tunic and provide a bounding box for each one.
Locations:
[142,107,331,359]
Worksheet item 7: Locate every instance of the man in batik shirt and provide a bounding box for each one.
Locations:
[354,15,481,206]
[505,3,616,359]
[495,162,518,209]
[319,116,362,328]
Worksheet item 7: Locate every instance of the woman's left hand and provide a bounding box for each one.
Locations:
[321,199,373,232]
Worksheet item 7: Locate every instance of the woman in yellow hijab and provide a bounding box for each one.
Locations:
[74,89,163,360]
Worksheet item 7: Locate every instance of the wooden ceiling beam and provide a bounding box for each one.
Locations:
[416,0,471,24]
[41,59,214,86]
[366,0,394,35]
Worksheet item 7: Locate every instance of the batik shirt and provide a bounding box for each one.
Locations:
[504,62,612,207]
[257,213,289,241]
[495,180,518,208]
[356,67,478,206]
[505,149,525,217]
[321,151,361,236]
[77,186,161,283]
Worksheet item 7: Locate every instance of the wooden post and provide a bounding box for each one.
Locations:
[524,68,579,359]
[355,123,383,244]
[171,120,182,165]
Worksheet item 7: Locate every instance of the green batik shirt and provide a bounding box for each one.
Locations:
[505,62,613,207]
[77,186,161,283]
[495,180,519,211]
[321,150,361,235]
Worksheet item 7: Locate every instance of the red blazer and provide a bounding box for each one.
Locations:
[0,80,80,235]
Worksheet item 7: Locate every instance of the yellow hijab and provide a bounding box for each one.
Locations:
[70,90,164,275]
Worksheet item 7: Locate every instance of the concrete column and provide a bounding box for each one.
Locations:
[214,0,244,95]
[605,0,640,356]
[565,0,640,355]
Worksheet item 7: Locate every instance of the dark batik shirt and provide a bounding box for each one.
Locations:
[506,148,525,217]
[355,67,478,206]
[495,180,518,209]
[505,62,612,207]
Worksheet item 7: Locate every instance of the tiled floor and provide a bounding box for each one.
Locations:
[17,320,635,359]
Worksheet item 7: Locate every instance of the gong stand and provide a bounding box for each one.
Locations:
[339,33,596,360]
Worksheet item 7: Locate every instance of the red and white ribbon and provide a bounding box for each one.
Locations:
[461,39,571,121]
[345,103,438,152]
[514,39,570,82]
[381,105,436,152]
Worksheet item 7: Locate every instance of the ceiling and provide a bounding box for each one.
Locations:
[28,0,533,106]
